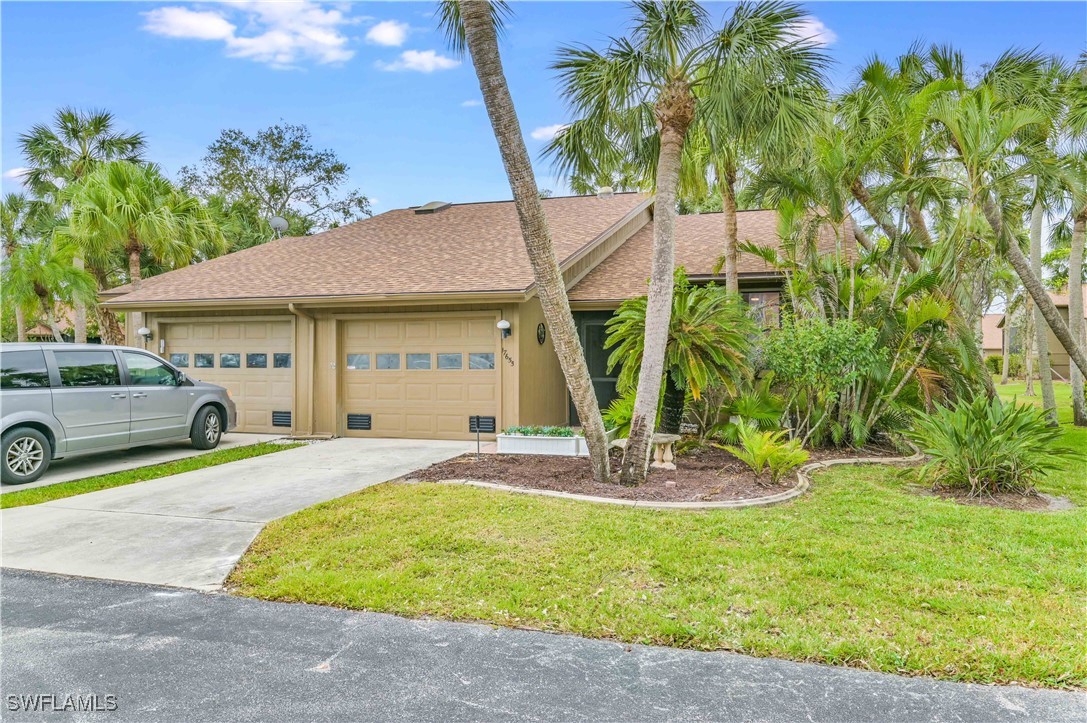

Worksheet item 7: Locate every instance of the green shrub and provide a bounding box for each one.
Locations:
[906,396,1081,496]
[719,423,810,485]
[984,355,1002,375]
[502,426,576,437]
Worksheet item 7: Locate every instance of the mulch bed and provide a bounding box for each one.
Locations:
[417,441,910,503]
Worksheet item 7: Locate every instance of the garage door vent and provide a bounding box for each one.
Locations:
[346,413,372,431]
[271,411,292,428]
[469,415,496,434]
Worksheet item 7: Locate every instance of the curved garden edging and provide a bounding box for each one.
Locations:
[435,441,924,511]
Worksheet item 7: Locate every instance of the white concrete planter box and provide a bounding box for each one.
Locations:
[496,434,585,457]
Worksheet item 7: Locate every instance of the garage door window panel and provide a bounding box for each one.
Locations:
[406,353,431,370]
[437,353,462,370]
[221,353,241,368]
[346,354,370,370]
[376,354,400,370]
[469,353,495,370]
[169,353,190,367]
[195,354,214,368]
[274,353,292,368]
[247,353,267,368]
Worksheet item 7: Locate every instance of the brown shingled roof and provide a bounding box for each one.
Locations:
[568,210,854,302]
[105,193,650,305]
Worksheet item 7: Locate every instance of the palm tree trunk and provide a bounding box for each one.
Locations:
[619,81,694,486]
[850,180,922,271]
[660,374,685,435]
[128,246,142,291]
[905,196,932,247]
[39,297,63,342]
[73,254,88,344]
[718,161,739,295]
[1029,196,1057,424]
[982,197,1087,378]
[459,0,611,484]
[1024,298,1035,395]
[1070,211,1086,426]
[1000,314,1011,385]
[14,305,27,342]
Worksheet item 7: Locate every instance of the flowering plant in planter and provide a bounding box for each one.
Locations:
[497,426,584,456]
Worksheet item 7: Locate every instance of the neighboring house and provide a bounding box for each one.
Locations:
[102,193,852,440]
[981,313,1004,359]
[1046,288,1087,380]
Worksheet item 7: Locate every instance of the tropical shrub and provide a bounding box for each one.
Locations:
[720,423,810,485]
[984,355,1002,375]
[690,373,786,443]
[906,396,1081,496]
[502,426,576,437]
[606,269,754,435]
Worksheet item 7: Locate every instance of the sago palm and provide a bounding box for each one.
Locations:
[3,238,96,342]
[605,270,754,435]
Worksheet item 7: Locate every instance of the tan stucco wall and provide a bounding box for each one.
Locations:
[516,297,569,427]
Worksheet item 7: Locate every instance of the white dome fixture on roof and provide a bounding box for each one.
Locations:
[596,186,614,199]
[268,216,289,238]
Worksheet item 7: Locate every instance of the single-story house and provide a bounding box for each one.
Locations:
[103,193,851,440]
[981,313,1004,359]
[988,289,1086,380]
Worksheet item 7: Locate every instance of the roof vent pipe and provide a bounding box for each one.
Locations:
[596,186,614,199]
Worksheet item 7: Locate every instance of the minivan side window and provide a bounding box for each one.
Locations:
[123,352,179,386]
[0,350,50,388]
[54,350,121,387]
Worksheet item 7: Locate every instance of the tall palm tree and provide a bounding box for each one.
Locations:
[19,107,145,343]
[1063,55,1087,425]
[931,85,1087,379]
[64,162,224,340]
[436,0,613,484]
[3,238,96,342]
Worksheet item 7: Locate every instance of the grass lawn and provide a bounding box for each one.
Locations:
[1,441,302,509]
[229,397,1086,689]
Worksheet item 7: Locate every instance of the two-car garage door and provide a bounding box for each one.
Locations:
[163,320,293,433]
[340,316,499,439]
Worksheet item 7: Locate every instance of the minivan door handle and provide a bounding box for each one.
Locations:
[131,392,148,399]
[109,393,128,399]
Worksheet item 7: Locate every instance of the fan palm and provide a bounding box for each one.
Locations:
[19,107,145,343]
[3,238,96,342]
[605,270,754,435]
[1,193,48,341]
[64,162,224,293]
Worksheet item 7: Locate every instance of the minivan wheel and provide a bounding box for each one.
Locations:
[2,427,52,485]
[190,406,223,450]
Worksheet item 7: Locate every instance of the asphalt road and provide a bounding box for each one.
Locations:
[1,570,1082,722]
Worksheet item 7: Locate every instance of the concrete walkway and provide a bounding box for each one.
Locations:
[2,570,1082,722]
[0,432,279,494]
[0,438,470,590]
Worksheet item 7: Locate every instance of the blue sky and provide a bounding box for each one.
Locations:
[3,1,1085,214]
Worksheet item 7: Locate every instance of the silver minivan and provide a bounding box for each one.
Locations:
[1,343,237,484]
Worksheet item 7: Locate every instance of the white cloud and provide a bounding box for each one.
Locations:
[3,167,30,181]
[365,20,408,47]
[142,1,358,69]
[787,17,837,47]
[530,124,569,141]
[461,99,482,107]
[377,50,460,73]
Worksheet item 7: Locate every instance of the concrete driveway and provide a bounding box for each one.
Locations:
[0,433,279,494]
[0,438,470,590]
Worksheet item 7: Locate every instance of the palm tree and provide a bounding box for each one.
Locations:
[605,270,753,434]
[1063,55,1087,425]
[436,0,613,484]
[64,162,224,341]
[19,107,145,343]
[3,238,96,342]
[931,85,1087,379]
[1,193,43,342]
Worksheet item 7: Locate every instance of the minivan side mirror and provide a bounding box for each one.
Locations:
[176,370,188,386]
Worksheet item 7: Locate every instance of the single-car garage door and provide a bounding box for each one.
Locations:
[162,319,293,433]
[341,315,499,439]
